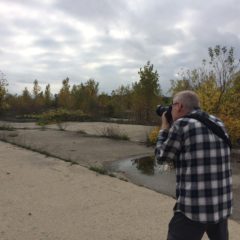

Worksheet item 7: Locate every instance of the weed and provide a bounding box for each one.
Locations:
[38,123,47,131]
[108,173,116,178]
[100,126,129,141]
[56,121,68,131]
[119,177,128,182]
[146,126,160,146]
[89,166,108,175]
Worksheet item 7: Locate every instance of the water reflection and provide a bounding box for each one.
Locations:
[132,156,174,175]
[132,156,155,175]
[106,155,176,197]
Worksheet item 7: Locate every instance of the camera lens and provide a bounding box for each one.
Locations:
[156,105,173,124]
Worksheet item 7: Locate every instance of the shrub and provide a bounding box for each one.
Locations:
[147,126,160,145]
[100,126,129,140]
[36,109,92,126]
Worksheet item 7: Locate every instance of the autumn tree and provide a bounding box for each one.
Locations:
[83,79,99,115]
[218,73,240,143]
[207,45,240,112]
[170,45,240,143]
[58,77,73,109]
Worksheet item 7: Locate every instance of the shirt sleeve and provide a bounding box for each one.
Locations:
[155,123,182,164]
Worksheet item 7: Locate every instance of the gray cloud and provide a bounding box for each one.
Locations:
[0,0,240,95]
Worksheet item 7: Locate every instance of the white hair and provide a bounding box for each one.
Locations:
[173,90,200,111]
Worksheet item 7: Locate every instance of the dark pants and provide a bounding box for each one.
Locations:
[167,212,229,240]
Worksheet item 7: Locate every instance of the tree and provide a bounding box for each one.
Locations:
[170,45,240,113]
[44,84,52,108]
[132,61,162,122]
[98,92,114,117]
[111,85,133,118]
[17,87,32,113]
[218,73,240,143]
[207,45,240,111]
[170,45,240,143]
[58,77,73,109]
[31,80,45,113]
[0,71,8,113]
[33,79,41,99]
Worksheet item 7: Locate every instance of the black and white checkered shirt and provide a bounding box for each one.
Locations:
[155,109,233,223]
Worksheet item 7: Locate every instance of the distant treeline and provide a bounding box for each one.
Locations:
[0,45,240,143]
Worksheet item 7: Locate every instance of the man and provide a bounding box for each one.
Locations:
[155,90,232,240]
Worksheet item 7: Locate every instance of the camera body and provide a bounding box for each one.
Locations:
[156,105,173,124]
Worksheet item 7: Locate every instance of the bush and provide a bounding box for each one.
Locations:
[147,126,160,145]
[36,109,92,126]
[219,114,240,146]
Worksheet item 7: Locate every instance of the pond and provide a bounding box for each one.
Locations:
[105,155,176,197]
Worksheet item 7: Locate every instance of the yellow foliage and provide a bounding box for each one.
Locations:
[196,77,240,144]
[219,114,240,144]
[147,126,160,145]
[196,78,221,113]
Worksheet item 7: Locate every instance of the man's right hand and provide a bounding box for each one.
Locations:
[161,112,170,130]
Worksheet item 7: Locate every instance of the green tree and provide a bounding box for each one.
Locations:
[132,61,162,122]
[33,79,41,99]
[44,84,52,108]
[98,92,114,117]
[17,87,33,113]
[0,71,8,113]
[32,80,45,113]
[71,78,99,115]
[111,85,133,118]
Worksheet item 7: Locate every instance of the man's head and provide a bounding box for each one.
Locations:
[171,90,200,121]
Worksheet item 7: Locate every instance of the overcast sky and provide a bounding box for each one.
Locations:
[1,0,240,95]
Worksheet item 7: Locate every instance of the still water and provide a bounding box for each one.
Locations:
[105,155,176,197]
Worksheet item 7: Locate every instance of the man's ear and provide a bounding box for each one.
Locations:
[177,103,182,111]
[178,103,184,113]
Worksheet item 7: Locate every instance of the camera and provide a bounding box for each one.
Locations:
[156,105,173,124]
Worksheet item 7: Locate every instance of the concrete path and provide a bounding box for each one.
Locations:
[1,141,240,240]
[0,121,154,142]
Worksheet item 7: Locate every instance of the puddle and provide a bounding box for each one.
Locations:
[105,155,176,197]
[105,154,240,223]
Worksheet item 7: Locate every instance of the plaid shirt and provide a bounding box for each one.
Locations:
[155,109,232,223]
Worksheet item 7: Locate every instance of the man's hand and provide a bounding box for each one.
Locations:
[161,112,170,130]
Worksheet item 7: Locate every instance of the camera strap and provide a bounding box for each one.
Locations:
[185,113,232,149]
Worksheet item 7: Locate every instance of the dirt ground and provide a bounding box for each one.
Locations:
[0,121,240,239]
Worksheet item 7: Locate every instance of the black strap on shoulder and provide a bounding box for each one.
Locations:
[185,113,232,149]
